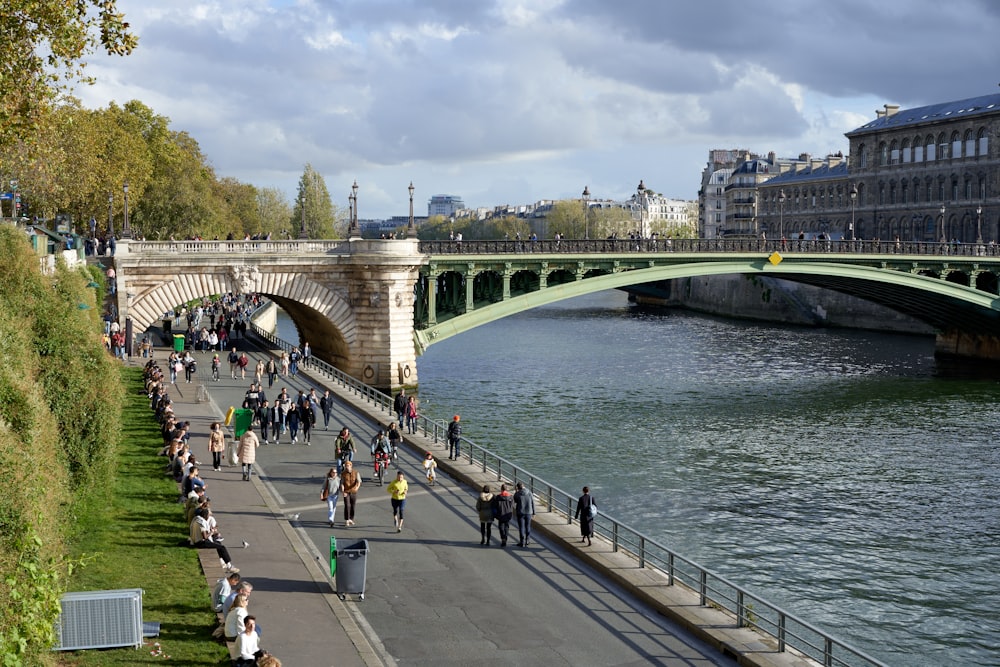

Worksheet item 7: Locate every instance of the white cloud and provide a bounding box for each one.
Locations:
[69,0,1000,217]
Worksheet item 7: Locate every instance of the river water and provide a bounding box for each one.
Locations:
[279,291,1000,666]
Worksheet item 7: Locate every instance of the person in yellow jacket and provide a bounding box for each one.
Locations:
[387,471,408,533]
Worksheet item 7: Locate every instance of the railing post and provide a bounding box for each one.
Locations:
[639,536,645,568]
[612,522,619,552]
[699,571,707,606]
[737,591,745,628]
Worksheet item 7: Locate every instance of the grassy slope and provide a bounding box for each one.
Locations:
[59,367,227,665]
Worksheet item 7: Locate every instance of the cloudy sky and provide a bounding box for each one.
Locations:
[75,0,1000,219]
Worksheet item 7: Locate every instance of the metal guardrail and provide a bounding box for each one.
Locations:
[250,320,888,667]
[419,236,999,258]
[129,236,998,259]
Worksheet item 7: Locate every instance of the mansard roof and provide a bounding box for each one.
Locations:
[761,161,850,186]
[847,93,1000,136]
[731,159,775,175]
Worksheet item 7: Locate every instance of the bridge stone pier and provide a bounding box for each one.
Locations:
[113,239,427,391]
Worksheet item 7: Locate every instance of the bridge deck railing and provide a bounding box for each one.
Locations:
[251,321,887,667]
[129,237,997,258]
[419,237,999,257]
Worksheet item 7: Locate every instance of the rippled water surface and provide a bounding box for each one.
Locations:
[405,291,1000,667]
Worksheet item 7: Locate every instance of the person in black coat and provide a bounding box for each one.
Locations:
[574,486,596,546]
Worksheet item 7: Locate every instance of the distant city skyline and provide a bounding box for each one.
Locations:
[74,1,1000,219]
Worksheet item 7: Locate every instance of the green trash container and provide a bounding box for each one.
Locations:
[330,535,337,578]
[173,334,185,352]
[233,409,254,438]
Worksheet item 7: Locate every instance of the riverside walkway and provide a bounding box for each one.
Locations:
[149,343,823,666]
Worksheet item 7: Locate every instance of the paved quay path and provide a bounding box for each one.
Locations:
[149,342,804,666]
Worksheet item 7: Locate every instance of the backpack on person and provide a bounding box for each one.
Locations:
[494,494,514,519]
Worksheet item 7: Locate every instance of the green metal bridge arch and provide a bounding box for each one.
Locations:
[414,249,1000,354]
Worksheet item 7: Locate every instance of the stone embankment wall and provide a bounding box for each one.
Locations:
[635,275,934,335]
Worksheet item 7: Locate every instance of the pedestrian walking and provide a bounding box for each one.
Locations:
[298,400,313,445]
[447,414,462,460]
[321,468,341,528]
[287,407,300,444]
[491,484,515,547]
[514,482,535,547]
[405,395,418,434]
[320,390,333,430]
[422,451,437,485]
[387,471,408,532]
[208,421,226,472]
[476,485,495,546]
[393,388,407,429]
[265,357,278,388]
[237,425,260,481]
[340,460,361,526]
[256,400,272,444]
[574,486,596,546]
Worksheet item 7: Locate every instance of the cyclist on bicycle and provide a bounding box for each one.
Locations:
[370,429,392,458]
[334,427,356,473]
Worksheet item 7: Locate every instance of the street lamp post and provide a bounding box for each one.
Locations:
[939,204,946,242]
[849,183,857,241]
[408,182,415,236]
[121,180,131,239]
[107,192,114,237]
[348,180,360,238]
[976,204,983,244]
[582,185,590,239]
[299,193,307,239]
[778,189,787,240]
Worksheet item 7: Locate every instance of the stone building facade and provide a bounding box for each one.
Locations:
[754,93,1000,242]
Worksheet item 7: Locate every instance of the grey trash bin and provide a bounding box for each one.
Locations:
[335,539,369,600]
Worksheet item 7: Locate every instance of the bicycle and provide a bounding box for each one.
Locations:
[373,450,391,486]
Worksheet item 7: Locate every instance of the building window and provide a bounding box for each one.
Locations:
[951,181,958,201]
[858,144,868,168]
[980,179,987,199]
[902,182,908,204]
[978,128,989,157]
[914,143,923,162]
[890,140,899,165]
[902,138,911,163]
[879,142,888,166]
[965,130,975,158]
[927,140,936,161]
[879,185,885,205]
[951,132,962,159]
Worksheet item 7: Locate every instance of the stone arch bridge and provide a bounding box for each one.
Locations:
[111,237,1000,390]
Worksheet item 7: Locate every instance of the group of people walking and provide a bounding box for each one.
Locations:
[476,482,536,547]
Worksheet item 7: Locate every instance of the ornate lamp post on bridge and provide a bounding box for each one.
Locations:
[107,192,114,237]
[976,204,983,244]
[122,180,131,239]
[939,204,946,242]
[778,189,787,240]
[582,185,590,239]
[299,192,308,239]
[407,182,415,236]
[348,180,360,238]
[849,183,857,241]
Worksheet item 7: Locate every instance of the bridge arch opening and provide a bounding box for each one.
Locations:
[975,272,999,294]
